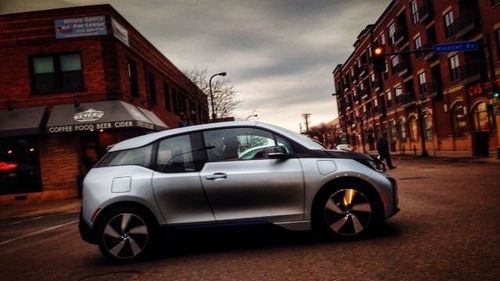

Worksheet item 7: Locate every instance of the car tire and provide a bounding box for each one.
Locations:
[314,181,379,239]
[97,206,157,262]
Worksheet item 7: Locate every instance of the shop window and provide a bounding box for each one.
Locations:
[399,118,407,141]
[390,120,398,142]
[423,112,433,140]
[409,116,418,141]
[0,137,42,195]
[451,103,467,137]
[472,102,493,132]
[30,53,84,93]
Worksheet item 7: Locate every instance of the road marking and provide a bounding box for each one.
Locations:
[0,220,78,246]
[0,216,48,227]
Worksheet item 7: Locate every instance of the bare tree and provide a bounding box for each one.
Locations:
[184,67,241,119]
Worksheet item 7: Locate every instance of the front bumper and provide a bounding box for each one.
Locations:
[78,212,96,244]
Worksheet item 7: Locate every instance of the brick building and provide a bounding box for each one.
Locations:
[0,5,209,199]
[333,0,500,157]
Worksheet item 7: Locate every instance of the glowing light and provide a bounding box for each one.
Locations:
[374,47,383,55]
[29,148,35,152]
[7,150,13,154]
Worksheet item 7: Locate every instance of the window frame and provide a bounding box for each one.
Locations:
[29,52,85,94]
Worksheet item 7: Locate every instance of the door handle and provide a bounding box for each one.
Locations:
[205,173,227,180]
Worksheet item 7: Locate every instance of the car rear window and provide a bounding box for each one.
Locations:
[96,145,152,168]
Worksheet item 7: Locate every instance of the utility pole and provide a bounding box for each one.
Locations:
[302,113,311,134]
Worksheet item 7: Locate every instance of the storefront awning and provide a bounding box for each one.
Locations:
[46,100,167,133]
[0,106,47,137]
[137,107,168,131]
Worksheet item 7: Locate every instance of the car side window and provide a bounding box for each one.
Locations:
[204,127,292,161]
[156,132,205,173]
[97,145,153,168]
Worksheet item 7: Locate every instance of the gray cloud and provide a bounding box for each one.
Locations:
[2,0,390,131]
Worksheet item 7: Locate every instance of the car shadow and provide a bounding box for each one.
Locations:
[153,222,402,260]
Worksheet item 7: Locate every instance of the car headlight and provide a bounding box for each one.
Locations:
[355,158,386,172]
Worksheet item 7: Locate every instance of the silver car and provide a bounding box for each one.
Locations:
[79,121,399,261]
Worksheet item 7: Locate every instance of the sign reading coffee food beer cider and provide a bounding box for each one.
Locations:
[47,108,153,133]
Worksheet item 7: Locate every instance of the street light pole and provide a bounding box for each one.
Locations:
[209,72,227,121]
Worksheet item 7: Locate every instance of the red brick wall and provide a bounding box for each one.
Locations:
[38,135,80,198]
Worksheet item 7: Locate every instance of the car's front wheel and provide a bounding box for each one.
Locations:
[316,183,377,238]
[97,207,156,262]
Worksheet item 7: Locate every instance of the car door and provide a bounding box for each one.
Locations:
[151,132,215,224]
[200,127,304,222]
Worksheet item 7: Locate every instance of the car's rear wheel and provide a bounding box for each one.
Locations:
[97,207,156,262]
[316,183,376,238]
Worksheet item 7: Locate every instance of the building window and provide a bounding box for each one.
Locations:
[380,33,386,45]
[414,36,423,58]
[163,83,171,111]
[128,59,139,98]
[30,53,83,93]
[390,56,399,75]
[418,72,427,95]
[472,102,493,131]
[388,22,396,45]
[147,73,157,106]
[411,0,419,23]
[444,10,454,38]
[451,102,467,137]
[449,54,460,81]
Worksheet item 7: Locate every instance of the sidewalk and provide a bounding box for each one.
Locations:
[366,149,500,164]
[0,197,81,223]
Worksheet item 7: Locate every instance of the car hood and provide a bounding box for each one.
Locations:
[325,149,374,160]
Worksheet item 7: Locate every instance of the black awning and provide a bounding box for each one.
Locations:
[137,107,168,131]
[46,100,159,133]
[0,106,47,137]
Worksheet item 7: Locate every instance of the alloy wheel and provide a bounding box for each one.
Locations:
[323,188,372,236]
[102,213,149,259]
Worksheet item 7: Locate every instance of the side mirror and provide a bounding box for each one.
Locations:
[267,146,292,160]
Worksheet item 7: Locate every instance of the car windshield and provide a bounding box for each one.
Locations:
[272,126,326,150]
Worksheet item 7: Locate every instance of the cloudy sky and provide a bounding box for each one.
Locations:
[2,0,390,131]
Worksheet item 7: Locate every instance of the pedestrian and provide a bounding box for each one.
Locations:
[377,132,395,169]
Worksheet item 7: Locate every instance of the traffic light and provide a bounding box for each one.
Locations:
[372,45,386,72]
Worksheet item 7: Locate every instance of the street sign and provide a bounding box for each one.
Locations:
[432,41,478,54]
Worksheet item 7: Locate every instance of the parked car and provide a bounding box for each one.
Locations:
[335,143,354,151]
[79,121,399,261]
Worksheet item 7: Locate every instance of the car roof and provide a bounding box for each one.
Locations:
[109,121,324,152]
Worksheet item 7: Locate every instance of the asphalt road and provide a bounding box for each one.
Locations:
[0,160,499,281]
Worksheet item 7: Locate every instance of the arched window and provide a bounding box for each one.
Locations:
[390,120,398,141]
[451,102,467,137]
[422,111,433,140]
[472,102,492,132]
[399,118,407,141]
[409,115,418,141]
